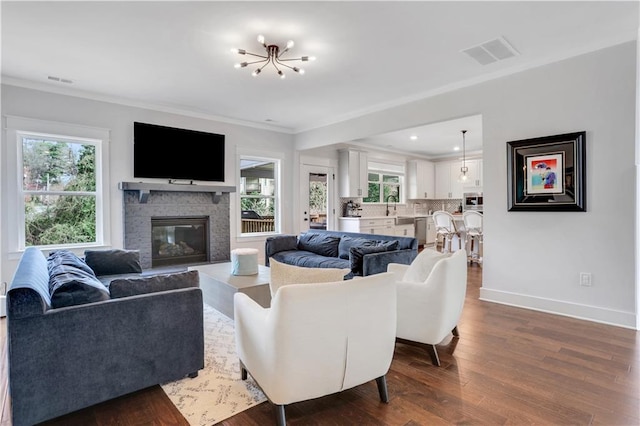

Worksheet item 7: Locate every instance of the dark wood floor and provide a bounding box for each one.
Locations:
[2,264,639,425]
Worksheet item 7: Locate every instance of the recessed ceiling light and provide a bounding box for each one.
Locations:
[453,146,460,151]
[410,135,418,141]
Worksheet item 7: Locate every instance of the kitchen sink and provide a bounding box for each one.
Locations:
[394,217,415,226]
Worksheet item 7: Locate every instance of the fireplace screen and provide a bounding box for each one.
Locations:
[151,216,209,267]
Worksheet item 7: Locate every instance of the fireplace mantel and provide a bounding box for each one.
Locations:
[119,181,236,203]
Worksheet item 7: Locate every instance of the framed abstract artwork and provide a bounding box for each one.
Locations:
[507,131,586,211]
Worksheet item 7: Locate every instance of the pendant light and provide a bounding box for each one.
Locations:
[458,130,469,182]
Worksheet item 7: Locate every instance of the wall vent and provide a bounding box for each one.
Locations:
[47,75,73,84]
[461,36,519,66]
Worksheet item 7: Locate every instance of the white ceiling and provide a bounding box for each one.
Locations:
[1,1,638,158]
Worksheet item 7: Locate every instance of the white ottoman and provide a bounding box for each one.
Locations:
[231,248,259,275]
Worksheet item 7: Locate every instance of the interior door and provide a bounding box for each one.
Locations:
[300,165,332,232]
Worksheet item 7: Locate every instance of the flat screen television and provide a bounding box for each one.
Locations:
[133,122,225,182]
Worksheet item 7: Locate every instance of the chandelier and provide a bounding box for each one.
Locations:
[458,130,469,182]
[231,34,315,79]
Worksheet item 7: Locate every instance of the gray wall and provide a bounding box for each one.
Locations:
[296,42,637,327]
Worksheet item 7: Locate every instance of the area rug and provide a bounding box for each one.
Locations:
[161,304,267,425]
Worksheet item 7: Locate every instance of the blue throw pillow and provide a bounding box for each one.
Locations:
[47,251,109,308]
[338,237,400,260]
[297,233,341,258]
[349,245,391,276]
[84,249,142,276]
[109,270,199,299]
[338,236,378,259]
[47,250,94,275]
[377,239,400,251]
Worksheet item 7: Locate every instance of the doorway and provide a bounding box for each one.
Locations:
[300,165,333,232]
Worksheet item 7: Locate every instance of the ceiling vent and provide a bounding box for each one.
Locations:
[47,76,73,84]
[461,36,519,66]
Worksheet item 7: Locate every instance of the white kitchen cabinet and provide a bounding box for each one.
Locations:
[426,216,436,245]
[338,218,361,233]
[338,217,410,237]
[358,217,395,235]
[435,161,463,199]
[394,224,415,238]
[407,159,435,199]
[462,158,482,190]
[338,149,368,198]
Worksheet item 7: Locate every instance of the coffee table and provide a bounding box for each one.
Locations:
[188,262,271,319]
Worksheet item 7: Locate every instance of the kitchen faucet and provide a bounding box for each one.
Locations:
[385,194,398,216]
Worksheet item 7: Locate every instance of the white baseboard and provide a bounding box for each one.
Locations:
[479,288,637,330]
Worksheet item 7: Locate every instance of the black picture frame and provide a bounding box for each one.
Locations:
[507,131,586,212]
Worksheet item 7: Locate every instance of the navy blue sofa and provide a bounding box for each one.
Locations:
[7,247,204,426]
[265,229,418,279]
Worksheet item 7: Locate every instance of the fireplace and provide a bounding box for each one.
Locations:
[121,186,231,270]
[151,216,209,267]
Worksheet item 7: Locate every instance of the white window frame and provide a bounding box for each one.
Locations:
[4,116,111,254]
[237,153,281,238]
[363,160,406,204]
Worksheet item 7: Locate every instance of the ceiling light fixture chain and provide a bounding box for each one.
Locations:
[459,130,469,182]
[232,34,316,79]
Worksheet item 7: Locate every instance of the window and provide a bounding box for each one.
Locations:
[363,161,404,204]
[5,116,109,252]
[239,157,280,235]
[20,134,101,247]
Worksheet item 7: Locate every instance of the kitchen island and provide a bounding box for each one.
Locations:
[338,216,415,238]
[338,212,475,251]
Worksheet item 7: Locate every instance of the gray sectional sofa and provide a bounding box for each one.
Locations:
[7,247,204,426]
[266,229,418,278]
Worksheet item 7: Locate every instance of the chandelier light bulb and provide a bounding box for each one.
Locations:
[232,34,315,79]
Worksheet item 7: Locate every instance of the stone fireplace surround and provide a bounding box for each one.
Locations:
[121,184,232,270]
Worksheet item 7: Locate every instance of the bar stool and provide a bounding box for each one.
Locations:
[462,210,483,264]
[432,210,461,253]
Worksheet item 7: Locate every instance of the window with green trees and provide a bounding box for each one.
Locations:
[363,172,402,203]
[21,135,100,247]
[309,177,327,216]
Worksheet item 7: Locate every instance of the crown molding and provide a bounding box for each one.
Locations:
[1,76,295,134]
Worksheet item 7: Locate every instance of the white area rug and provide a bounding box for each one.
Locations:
[161,304,266,425]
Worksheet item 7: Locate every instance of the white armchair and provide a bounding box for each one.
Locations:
[387,248,468,366]
[234,272,397,425]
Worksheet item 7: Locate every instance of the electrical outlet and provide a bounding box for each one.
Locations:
[580,272,592,287]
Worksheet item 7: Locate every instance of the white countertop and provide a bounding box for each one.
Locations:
[339,216,389,220]
[339,214,434,220]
